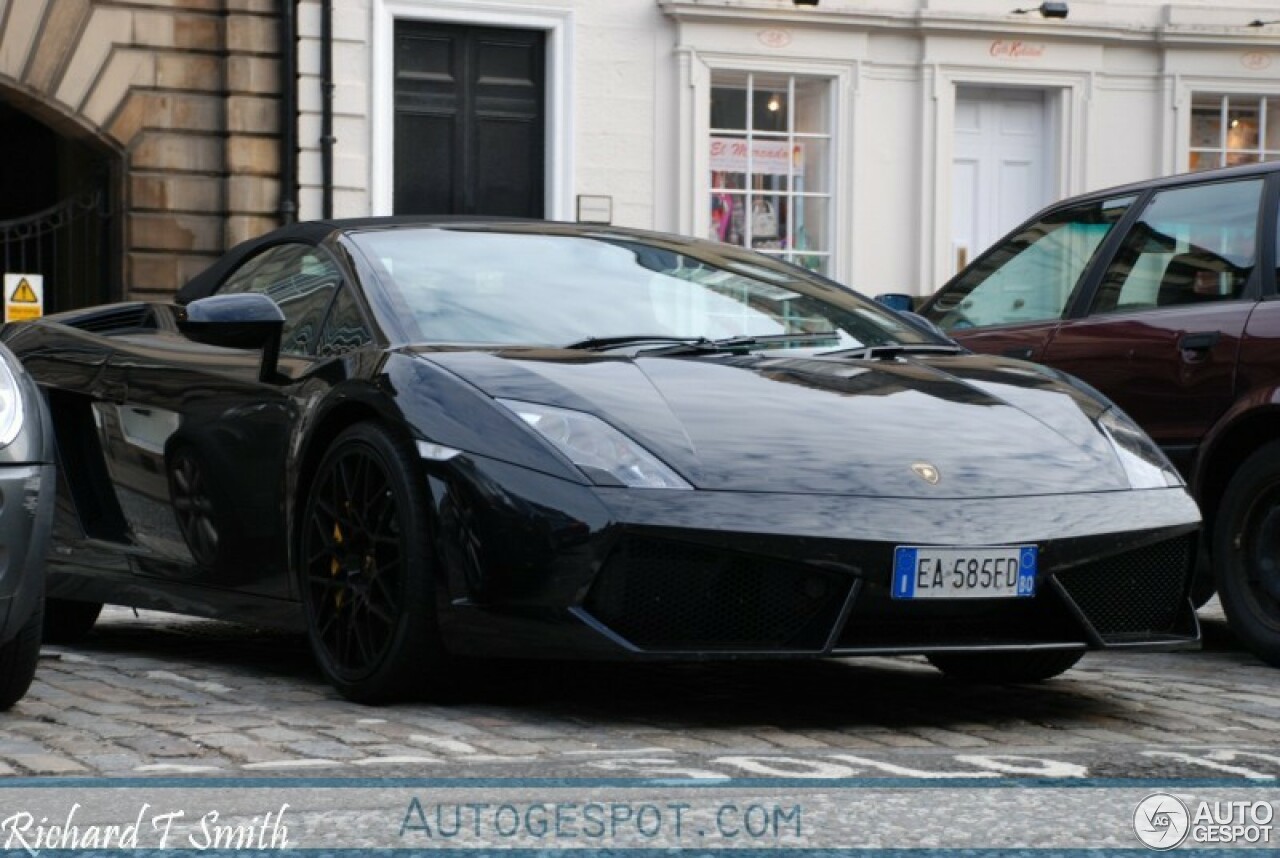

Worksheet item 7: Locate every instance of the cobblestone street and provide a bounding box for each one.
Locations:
[5,603,1280,782]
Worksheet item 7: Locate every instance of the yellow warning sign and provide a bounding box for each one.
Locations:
[10,279,37,303]
[3,273,43,322]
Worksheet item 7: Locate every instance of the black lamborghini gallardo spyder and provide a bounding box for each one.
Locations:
[4,220,1200,701]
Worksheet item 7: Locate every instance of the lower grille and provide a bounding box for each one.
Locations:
[836,585,1081,648]
[1054,535,1191,640]
[583,536,850,651]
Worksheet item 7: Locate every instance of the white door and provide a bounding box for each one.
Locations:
[952,87,1053,276]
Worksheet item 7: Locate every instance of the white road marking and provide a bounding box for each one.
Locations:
[134,763,223,773]
[409,735,478,754]
[242,759,343,770]
[351,756,442,766]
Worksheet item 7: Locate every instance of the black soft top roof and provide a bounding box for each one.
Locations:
[173,216,703,304]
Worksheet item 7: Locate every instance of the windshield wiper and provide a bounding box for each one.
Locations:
[562,332,841,355]
[561,334,712,351]
[817,343,967,360]
[639,331,842,356]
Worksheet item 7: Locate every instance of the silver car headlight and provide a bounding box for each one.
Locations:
[498,399,692,490]
[0,356,26,448]
[1097,407,1182,489]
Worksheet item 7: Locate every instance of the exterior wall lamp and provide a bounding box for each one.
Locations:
[1012,2,1069,18]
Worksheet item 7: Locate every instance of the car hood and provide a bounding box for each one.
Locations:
[417,349,1134,498]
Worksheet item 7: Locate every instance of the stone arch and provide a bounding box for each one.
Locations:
[0,0,283,298]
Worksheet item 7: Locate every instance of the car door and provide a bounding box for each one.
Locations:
[1040,176,1265,475]
[922,194,1138,361]
[98,242,345,595]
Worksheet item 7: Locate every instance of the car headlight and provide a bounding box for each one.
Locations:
[498,399,692,490]
[1097,407,1182,489]
[0,356,26,448]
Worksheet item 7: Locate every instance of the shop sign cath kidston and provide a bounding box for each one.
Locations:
[710,137,805,177]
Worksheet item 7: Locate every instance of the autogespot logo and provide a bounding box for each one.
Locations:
[1134,793,1190,850]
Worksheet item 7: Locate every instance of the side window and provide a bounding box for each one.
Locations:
[219,243,342,355]
[929,197,1134,331]
[1091,179,1262,314]
[317,286,373,357]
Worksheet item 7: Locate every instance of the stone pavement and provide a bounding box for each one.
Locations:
[4,602,1280,780]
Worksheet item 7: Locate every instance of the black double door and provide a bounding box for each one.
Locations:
[394,21,546,218]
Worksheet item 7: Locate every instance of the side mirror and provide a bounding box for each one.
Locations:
[875,293,917,312]
[178,293,285,383]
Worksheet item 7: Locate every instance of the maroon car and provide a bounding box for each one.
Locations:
[916,160,1280,667]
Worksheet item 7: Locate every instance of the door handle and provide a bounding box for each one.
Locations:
[1178,331,1220,352]
[1002,347,1034,360]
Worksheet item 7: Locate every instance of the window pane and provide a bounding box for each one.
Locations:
[751,76,791,134]
[1227,152,1262,167]
[1189,151,1221,172]
[927,197,1135,329]
[1267,98,1280,151]
[1227,99,1261,152]
[220,244,341,355]
[1190,98,1223,149]
[318,287,372,357]
[1092,179,1261,313]
[792,196,830,273]
[710,80,749,131]
[794,77,830,135]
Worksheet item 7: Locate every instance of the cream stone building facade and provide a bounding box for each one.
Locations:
[3,0,1280,307]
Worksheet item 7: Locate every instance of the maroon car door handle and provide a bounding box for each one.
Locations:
[1002,347,1035,359]
[1178,331,1220,352]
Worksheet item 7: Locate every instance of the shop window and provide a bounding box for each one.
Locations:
[1189,94,1280,171]
[709,72,832,273]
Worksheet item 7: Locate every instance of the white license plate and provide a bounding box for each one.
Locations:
[891,545,1037,599]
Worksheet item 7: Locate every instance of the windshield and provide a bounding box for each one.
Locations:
[347,227,934,351]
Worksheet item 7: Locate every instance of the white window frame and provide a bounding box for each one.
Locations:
[369,0,574,219]
[1172,80,1280,177]
[679,51,854,281]
[1185,90,1280,170]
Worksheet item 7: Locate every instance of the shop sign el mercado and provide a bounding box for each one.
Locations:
[710,138,805,176]
[4,274,43,322]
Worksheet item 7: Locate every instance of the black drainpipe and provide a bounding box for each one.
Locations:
[278,0,298,224]
[320,0,335,219]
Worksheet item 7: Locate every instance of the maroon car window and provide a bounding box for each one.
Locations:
[1090,178,1262,314]
[927,197,1134,331]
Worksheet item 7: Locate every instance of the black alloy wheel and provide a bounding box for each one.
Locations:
[1214,441,1280,667]
[169,448,220,567]
[300,422,447,702]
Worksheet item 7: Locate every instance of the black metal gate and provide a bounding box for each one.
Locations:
[0,182,113,317]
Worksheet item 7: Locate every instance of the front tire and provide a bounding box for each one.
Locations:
[0,600,42,710]
[927,650,1083,682]
[300,422,449,703]
[1214,441,1280,666]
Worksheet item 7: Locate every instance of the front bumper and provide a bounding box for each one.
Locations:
[431,455,1201,659]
